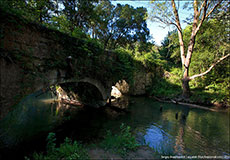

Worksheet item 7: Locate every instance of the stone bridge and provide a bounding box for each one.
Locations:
[0,9,116,111]
[0,8,158,118]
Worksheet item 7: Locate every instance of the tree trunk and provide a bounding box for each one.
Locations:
[182,65,191,98]
[182,77,190,98]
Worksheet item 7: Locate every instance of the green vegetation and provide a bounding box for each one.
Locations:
[1,1,229,159]
[150,1,229,98]
[27,133,89,160]
[100,123,139,156]
[156,10,229,105]
[27,124,139,159]
[1,0,228,106]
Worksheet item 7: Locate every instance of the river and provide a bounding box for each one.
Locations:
[0,91,229,159]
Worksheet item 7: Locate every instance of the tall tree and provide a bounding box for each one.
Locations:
[1,0,55,24]
[150,0,230,97]
[62,0,98,33]
[94,2,150,49]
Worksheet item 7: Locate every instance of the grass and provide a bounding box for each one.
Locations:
[26,124,140,159]
[149,67,229,107]
[149,78,182,99]
[26,133,89,160]
[99,123,139,156]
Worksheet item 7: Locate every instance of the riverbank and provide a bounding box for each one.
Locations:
[25,124,157,159]
[1,95,229,159]
[150,95,230,112]
[88,146,156,159]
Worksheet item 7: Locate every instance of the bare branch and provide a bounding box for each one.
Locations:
[194,0,207,35]
[171,0,185,65]
[169,22,179,29]
[205,0,223,18]
[198,1,206,17]
[152,16,171,25]
[207,0,211,8]
[194,0,223,36]
[171,0,182,32]
[189,54,230,80]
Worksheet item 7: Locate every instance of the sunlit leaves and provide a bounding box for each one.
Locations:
[93,2,149,50]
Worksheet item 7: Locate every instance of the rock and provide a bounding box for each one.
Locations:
[111,86,122,98]
[130,72,154,95]
[115,80,129,94]
[110,96,129,109]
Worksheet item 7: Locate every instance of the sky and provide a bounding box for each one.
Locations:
[111,0,191,46]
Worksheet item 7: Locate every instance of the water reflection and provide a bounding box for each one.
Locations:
[137,123,174,154]
[0,94,229,158]
[128,97,229,156]
[0,91,81,150]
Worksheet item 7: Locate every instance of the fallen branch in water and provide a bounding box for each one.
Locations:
[151,96,226,112]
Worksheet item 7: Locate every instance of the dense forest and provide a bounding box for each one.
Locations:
[0,0,229,159]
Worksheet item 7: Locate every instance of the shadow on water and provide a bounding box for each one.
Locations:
[0,93,229,159]
[0,90,78,159]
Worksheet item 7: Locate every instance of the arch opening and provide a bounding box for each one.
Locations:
[110,80,130,109]
[57,82,105,108]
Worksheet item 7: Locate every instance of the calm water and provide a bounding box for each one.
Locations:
[0,91,229,159]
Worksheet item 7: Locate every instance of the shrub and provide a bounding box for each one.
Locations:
[100,123,139,156]
[29,133,89,160]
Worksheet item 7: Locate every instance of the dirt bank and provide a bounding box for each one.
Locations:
[88,146,156,159]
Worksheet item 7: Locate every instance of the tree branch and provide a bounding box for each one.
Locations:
[152,16,171,26]
[194,0,223,36]
[205,0,223,18]
[207,0,211,8]
[189,54,230,80]
[194,0,207,35]
[171,0,185,65]
[198,1,206,17]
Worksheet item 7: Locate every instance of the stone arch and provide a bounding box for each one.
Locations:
[77,77,108,102]
[33,70,110,107]
[55,77,109,106]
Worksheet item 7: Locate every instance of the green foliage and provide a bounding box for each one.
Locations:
[114,48,135,82]
[135,51,167,71]
[30,133,89,160]
[46,132,56,153]
[157,10,229,104]
[190,80,229,105]
[94,1,150,50]
[150,78,181,99]
[100,123,139,156]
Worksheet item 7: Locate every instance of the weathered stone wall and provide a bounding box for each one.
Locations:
[131,72,155,95]
[0,9,160,119]
[0,14,56,118]
[0,9,114,119]
[114,72,155,96]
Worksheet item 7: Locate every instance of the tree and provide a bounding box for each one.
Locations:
[150,0,230,97]
[93,2,150,49]
[62,0,98,33]
[1,0,55,24]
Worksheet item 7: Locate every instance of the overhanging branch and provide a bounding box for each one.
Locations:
[205,0,223,18]
[189,54,230,80]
